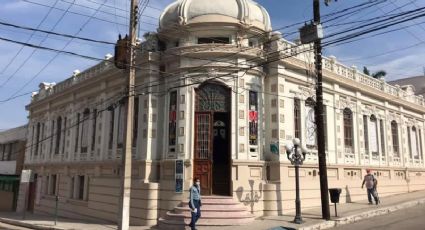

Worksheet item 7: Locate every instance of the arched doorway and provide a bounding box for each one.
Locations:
[194,82,231,196]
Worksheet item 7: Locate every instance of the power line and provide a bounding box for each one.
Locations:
[340,41,425,62]
[3,1,420,104]
[20,0,135,29]
[0,91,34,103]
[0,0,78,89]
[0,21,115,45]
[7,0,112,98]
[0,0,60,74]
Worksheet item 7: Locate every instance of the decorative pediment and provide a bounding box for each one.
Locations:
[298,85,315,98]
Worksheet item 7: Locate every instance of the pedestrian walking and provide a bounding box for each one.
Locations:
[361,169,379,205]
[189,178,202,230]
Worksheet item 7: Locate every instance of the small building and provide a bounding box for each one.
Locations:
[0,125,27,211]
[388,75,425,98]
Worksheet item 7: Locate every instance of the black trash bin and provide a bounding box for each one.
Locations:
[329,188,342,203]
[329,188,342,217]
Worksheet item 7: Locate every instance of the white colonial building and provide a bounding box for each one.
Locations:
[22,0,425,228]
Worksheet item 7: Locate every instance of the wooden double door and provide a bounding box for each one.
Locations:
[194,112,231,195]
[193,82,231,196]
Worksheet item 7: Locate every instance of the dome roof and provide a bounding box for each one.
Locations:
[159,0,272,31]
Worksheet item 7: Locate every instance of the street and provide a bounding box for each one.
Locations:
[332,204,425,230]
[0,222,31,230]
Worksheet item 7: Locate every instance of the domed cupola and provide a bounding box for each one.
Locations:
[159,0,272,32]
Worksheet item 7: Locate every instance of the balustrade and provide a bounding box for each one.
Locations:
[279,40,425,108]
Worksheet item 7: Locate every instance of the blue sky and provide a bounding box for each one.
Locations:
[1,0,425,129]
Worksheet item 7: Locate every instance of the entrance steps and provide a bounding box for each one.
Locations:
[158,196,255,229]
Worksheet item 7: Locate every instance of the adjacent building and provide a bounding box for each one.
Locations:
[21,0,425,227]
[389,75,425,98]
[0,125,27,211]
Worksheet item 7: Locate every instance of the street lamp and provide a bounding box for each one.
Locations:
[285,138,308,224]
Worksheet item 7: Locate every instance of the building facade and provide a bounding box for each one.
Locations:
[0,125,27,211]
[22,0,425,226]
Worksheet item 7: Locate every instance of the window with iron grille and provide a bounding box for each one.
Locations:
[92,110,97,151]
[169,91,177,147]
[80,109,90,153]
[108,109,114,150]
[343,108,353,148]
[391,121,399,157]
[62,117,67,154]
[34,123,40,156]
[75,113,80,152]
[294,98,301,139]
[249,91,258,145]
[55,117,62,154]
[380,119,385,156]
[363,115,369,152]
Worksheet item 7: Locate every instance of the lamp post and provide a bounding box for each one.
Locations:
[285,138,308,224]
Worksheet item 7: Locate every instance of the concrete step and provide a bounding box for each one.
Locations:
[159,196,255,228]
[173,206,248,214]
[158,217,254,228]
[166,211,255,219]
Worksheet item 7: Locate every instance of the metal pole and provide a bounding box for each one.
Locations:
[294,146,303,224]
[54,195,58,225]
[334,203,337,217]
[313,0,331,220]
[118,0,138,229]
[22,183,28,220]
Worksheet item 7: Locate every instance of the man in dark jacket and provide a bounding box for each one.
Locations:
[189,178,202,230]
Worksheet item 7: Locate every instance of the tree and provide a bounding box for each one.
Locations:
[372,70,387,79]
[363,66,386,79]
[363,66,371,76]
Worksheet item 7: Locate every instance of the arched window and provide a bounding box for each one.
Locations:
[305,98,316,148]
[169,91,177,147]
[55,117,62,154]
[92,110,97,151]
[410,126,419,159]
[34,123,41,156]
[108,108,114,150]
[391,121,399,157]
[80,109,90,153]
[343,108,353,148]
[369,115,379,156]
[62,117,67,154]
[75,113,80,152]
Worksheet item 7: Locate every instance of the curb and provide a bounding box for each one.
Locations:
[0,217,68,230]
[299,198,425,230]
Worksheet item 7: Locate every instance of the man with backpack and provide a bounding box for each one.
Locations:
[361,169,379,205]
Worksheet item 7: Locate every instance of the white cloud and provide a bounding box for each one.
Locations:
[368,53,425,81]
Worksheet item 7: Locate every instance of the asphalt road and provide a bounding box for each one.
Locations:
[332,204,425,230]
[0,222,31,230]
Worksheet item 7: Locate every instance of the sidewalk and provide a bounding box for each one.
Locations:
[1,190,425,230]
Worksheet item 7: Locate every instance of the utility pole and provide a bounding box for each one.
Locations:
[313,0,331,220]
[118,0,138,229]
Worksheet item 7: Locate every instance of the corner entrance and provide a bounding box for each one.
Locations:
[194,83,231,196]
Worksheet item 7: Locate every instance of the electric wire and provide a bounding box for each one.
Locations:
[0,0,78,89]
[0,0,420,104]
[0,0,60,74]
[6,0,111,98]
[0,21,115,45]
